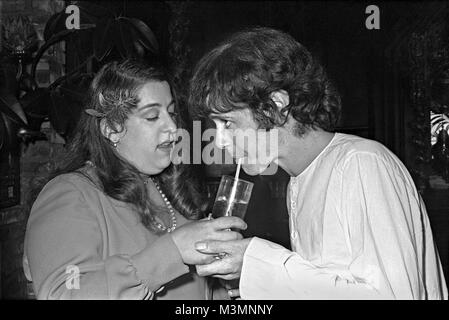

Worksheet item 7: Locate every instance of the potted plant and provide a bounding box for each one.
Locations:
[431,111,449,181]
[7,1,160,143]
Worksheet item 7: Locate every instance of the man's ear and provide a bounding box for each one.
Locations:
[270,90,290,113]
[100,118,122,144]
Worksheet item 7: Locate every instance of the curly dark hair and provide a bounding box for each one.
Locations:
[189,27,341,135]
[54,59,207,233]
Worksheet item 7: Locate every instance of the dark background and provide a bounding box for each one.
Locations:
[1,0,448,298]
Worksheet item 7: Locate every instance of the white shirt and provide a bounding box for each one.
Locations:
[240,133,448,299]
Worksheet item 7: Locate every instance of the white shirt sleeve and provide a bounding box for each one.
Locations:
[240,237,389,299]
[239,152,447,300]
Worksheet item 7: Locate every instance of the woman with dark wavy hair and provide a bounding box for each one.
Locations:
[23,59,246,299]
[190,27,447,299]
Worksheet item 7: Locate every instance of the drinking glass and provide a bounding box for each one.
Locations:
[209,175,253,299]
[210,175,254,219]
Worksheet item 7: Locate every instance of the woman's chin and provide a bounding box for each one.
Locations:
[138,160,171,176]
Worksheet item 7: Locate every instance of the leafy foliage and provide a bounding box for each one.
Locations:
[19,2,160,140]
[431,111,449,137]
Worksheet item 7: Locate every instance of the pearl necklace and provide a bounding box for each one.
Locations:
[148,178,177,233]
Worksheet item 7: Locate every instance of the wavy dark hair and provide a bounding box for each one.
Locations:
[189,27,341,136]
[54,59,207,233]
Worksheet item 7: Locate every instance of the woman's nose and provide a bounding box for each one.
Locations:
[162,112,177,134]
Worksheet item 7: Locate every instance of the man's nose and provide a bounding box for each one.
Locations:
[215,127,231,149]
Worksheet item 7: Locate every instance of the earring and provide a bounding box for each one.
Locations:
[112,141,118,148]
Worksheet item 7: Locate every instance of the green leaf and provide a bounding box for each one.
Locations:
[120,17,159,54]
[0,98,29,148]
[93,18,114,61]
[50,84,86,138]
[20,88,50,117]
[31,29,76,79]
[43,12,66,42]
[117,19,136,58]
[19,88,50,131]
[48,91,69,136]
[58,86,85,102]
[44,4,101,41]
[133,40,145,57]
[77,2,115,20]
[0,97,28,127]
[58,75,91,103]
[112,20,127,58]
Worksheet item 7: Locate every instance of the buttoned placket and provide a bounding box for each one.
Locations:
[289,177,299,241]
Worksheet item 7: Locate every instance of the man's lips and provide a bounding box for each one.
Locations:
[225,147,247,158]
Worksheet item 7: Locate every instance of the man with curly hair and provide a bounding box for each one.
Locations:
[190,27,448,299]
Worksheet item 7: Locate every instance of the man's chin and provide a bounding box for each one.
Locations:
[242,163,270,176]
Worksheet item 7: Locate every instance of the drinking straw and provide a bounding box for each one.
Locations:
[225,158,243,216]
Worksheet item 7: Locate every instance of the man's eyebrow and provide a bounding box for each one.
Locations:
[138,100,175,111]
[209,113,233,120]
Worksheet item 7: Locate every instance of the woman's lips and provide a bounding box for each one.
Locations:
[157,141,174,151]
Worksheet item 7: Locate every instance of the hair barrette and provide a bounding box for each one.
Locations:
[85,109,106,118]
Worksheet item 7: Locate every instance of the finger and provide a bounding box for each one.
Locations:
[198,253,219,265]
[212,216,247,231]
[214,273,240,281]
[228,288,240,298]
[196,259,233,277]
[195,263,216,277]
[214,230,243,242]
[195,240,231,254]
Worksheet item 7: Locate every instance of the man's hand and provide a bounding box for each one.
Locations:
[170,216,247,265]
[194,238,252,280]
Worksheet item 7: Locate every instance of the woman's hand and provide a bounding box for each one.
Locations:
[170,216,247,265]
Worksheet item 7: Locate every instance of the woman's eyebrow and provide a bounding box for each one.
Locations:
[138,100,175,111]
[138,103,160,112]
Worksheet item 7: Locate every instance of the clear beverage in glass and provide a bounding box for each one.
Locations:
[211,175,254,219]
[210,175,254,298]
